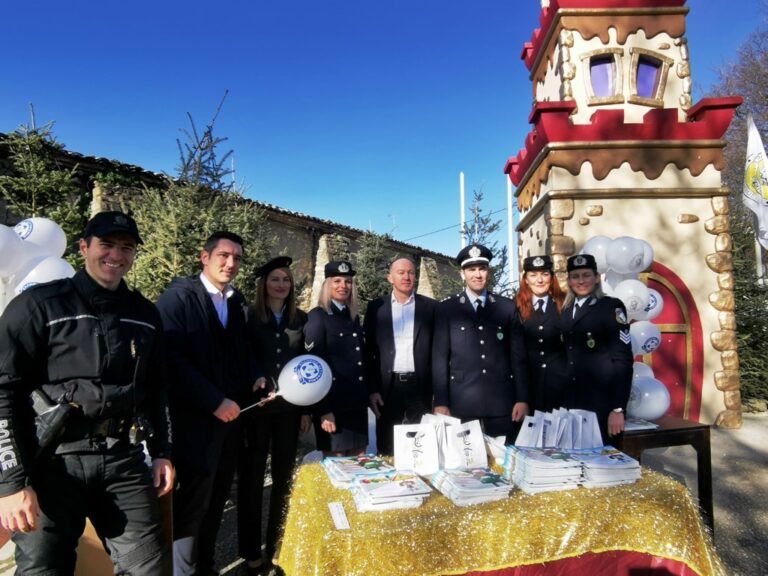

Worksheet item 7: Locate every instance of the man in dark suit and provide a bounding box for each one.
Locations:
[432,244,530,442]
[364,258,437,455]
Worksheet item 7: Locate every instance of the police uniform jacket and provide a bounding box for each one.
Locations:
[560,295,633,429]
[363,293,436,406]
[156,275,258,474]
[521,298,568,412]
[304,304,367,417]
[247,307,307,414]
[432,292,530,420]
[0,270,172,497]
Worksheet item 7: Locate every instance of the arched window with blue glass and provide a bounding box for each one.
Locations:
[581,48,624,106]
[629,48,673,107]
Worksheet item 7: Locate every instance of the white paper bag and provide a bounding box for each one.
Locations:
[444,420,488,470]
[393,424,440,475]
[570,409,603,448]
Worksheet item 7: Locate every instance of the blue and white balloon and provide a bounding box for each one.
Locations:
[277,354,332,406]
[630,321,662,356]
[613,279,650,319]
[627,376,670,420]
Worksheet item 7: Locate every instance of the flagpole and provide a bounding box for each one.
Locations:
[460,171,466,249]
[506,176,516,289]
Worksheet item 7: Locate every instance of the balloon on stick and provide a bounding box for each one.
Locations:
[14,217,67,258]
[627,376,671,420]
[276,355,332,406]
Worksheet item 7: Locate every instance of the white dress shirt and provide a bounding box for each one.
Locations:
[200,273,234,327]
[391,292,416,373]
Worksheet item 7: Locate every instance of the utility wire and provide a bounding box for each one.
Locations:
[403,206,509,242]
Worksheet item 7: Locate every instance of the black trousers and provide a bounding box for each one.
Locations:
[237,410,301,563]
[13,443,166,575]
[376,373,428,456]
[173,422,241,575]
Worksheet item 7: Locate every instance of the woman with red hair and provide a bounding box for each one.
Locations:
[515,255,568,413]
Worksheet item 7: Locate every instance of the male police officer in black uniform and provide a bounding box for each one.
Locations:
[432,244,530,442]
[0,211,174,575]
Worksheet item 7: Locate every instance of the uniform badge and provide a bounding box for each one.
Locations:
[586,332,595,349]
[533,256,544,267]
[338,262,350,273]
[573,255,587,267]
[305,341,315,351]
[615,308,628,325]
[619,330,631,345]
[497,332,504,341]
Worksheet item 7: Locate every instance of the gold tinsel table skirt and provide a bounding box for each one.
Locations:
[275,464,725,576]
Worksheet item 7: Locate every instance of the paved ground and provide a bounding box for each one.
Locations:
[0,412,765,574]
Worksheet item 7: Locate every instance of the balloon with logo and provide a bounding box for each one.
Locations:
[13,256,76,296]
[580,235,612,274]
[641,288,664,322]
[0,225,26,278]
[276,354,332,406]
[627,376,670,420]
[630,320,662,356]
[602,269,637,296]
[14,217,68,259]
[613,279,650,320]
[640,240,654,271]
[606,236,646,275]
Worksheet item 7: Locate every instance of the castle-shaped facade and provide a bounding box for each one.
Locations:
[505,0,742,426]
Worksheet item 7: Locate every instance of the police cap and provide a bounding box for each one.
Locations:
[325,260,356,278]
[82,211,143,244]
[456,244,492,268]
[523,255,553,272]
[567,253,597,272]
[256,256,293,278]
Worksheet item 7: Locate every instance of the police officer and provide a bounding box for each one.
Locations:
[305,261,368,455]
[561,253,633,441]
[0,211,173,575]
[432,244,530,442]
[515,255,568,412]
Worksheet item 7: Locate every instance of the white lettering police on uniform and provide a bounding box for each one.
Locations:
[0,420,19,470]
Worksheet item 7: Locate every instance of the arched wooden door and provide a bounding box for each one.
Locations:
[639,262,704,421]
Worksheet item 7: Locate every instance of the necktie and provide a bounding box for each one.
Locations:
[475,298,484,313]
[535,299,545,316]
[573,302,581,320]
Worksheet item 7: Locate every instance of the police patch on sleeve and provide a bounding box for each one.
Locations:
[615,308,628,325]
[619,329,631,345]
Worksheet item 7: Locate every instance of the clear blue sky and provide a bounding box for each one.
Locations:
[1,1,761,258]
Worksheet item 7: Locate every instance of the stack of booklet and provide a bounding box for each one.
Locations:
[504,446,583,494]
[503,446,641,492]
[350,471,433,512]
[430,467,512,506]
[322,455,395,489]
[570,447,642,488]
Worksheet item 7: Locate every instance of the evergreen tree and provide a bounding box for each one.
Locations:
[128,99,272,301]
[0,119,88,264]
[353,231,392,316]
[462,189,512,296]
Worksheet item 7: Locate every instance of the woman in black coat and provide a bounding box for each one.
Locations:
[304,260,368,456]
[560,254,634,443]
[515,255,568,413]
[238,256,309,575]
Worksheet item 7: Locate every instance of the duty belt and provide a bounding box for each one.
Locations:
[393,372,416,382]
[64,415,131,440]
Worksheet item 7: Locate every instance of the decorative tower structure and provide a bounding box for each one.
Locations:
[505,0,742,426]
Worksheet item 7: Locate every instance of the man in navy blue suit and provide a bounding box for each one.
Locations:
[364,258,437,455]
[432,244,530,442]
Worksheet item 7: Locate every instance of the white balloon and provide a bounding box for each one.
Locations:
[643,288,664,321]
[602,270,637,295]
[606,236,645,274]
[14,217,67,258]
[613,279,650,320]
[581,235,612,273]
[627,376,670,420]
[0,225,25,277]
[277,354,332,406]
[630,321,662,356]
[640,241,654,271]
[13,257,76,295]
[633,362,654,380]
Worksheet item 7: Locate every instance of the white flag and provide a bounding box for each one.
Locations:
[743,114,768,250]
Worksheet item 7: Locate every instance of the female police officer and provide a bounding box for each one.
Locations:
[561,254,633,442]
